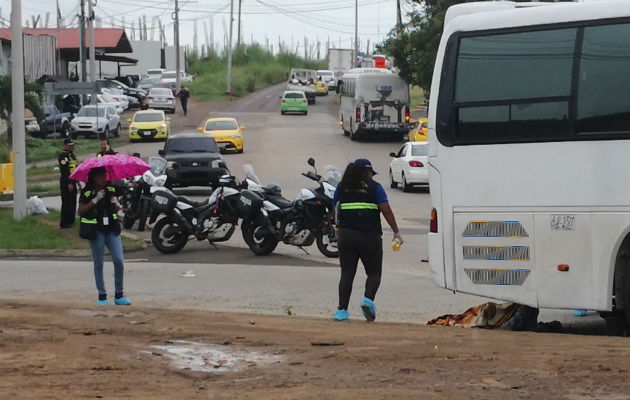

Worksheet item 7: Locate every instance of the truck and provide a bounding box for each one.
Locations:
[327,48,354,78]
[39,104,73,138]
[287,68,318,105]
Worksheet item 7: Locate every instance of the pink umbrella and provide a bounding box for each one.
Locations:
[69,154,151,183]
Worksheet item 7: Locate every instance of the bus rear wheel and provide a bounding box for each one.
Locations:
[606,235,630,336]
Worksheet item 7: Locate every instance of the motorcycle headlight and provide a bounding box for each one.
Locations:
[154,175,167,187]
[143,171,155,186]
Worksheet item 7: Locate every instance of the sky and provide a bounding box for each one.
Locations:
[0,0,418,57]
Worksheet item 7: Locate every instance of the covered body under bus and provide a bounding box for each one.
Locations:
[338,69,412,140]
[427,1,630,318]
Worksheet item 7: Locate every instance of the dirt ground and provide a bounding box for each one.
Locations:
[0,300,628,400]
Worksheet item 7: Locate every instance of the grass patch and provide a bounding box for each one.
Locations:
[0,209,145,251]
[188,45,326,101]
[0,135,126,164]
[410,86,426,109]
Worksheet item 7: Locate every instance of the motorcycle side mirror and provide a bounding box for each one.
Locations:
[158,149,165,156]
[307,158,315,167]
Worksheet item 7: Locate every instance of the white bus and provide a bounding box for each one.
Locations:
[427,1,630,331]
[338,70,412,141]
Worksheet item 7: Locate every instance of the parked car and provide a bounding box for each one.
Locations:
[199,117,245,153]
[280,91,308,115]
[408,118,428,142]
[138,76,161,91]
[128,110,170,142]
[101,88,129,110]
[70,105,121,139]
[101,79,147,103]
[158,133,229,188]
[25,108,40,136]
[40,104,73,138]
[388,141,429,192]
[146,88,176,114]
[160,70,194,84]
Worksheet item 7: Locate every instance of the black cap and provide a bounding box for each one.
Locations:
[63,138,75,146]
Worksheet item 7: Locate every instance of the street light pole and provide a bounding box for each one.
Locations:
[174,0,181,94]
[79,0,87,82]
[354,0,358,67]
[11,0,26,221]
[87,0,96,85]
[226,0,234,97]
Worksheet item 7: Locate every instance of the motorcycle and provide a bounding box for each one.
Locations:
[122,156,168,231]
[240,158,340,258]
[149,174,244,254]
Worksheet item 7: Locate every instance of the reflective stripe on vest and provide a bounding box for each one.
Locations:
[339,202,378,210]
[81,217,97,224]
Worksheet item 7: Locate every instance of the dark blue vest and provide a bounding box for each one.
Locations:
[337,179,382,234]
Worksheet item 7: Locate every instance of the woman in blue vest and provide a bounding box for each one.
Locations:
[333,159,403,321]
[77,167,131,306]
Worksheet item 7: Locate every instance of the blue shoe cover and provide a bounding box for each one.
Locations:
[334,309,349,321]
[360,297,376,322]
[96,299,109,305]
[114,297,132,306]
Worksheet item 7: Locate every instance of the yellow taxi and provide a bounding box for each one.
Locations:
[315,78,328,96]
[408,117,428,142]
[199,117,245,153]
[128,109,170,142]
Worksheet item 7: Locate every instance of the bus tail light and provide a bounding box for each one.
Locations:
[430,208,438,233]
[356,107,361,122]
[405,107,410,122]
[409,160,424,167]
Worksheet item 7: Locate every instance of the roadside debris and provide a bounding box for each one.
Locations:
[180,271,196,278]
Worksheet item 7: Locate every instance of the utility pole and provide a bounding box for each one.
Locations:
[11,0,26,220]
[87,0,96,85]
[226,0,234,96]
[396,0,402,37]
[236,0,241,47]
[173,0,181,94]
[354,0,358,68]
[79,0,87,82]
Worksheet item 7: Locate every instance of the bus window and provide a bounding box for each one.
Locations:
[576,23,630,135]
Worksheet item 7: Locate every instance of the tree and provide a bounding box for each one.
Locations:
[0,75,44,147]
[380,0,474,96]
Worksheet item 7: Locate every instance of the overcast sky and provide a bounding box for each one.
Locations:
[0,0,417,56]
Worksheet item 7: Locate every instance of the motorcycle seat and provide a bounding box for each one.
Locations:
[176,196,208,207]
[267,194,293,209]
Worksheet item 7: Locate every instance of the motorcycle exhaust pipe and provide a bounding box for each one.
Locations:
[173,208,195,234]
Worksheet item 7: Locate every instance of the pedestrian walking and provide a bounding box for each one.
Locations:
[177,86,190,116]
[77,166,131,306]
[333,159,403,322]
[58,138,78,229]
[96,138,117,157]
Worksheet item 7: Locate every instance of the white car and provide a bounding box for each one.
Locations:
[388,141,429,192]
[317,69,337,90]
[70,105,121,139]
[101,88,129,110]
[160,70,193,84]
[146,68,166,78]
[96,92,125,114]
[146,88,176,113]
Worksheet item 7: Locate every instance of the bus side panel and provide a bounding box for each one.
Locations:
[427,164,447,288]
[536,213,628,310]
[453,213,538,307]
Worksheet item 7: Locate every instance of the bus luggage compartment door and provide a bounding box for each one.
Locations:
[453,213,537,307]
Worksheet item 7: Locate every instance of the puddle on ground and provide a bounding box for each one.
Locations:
[152,340,283,373]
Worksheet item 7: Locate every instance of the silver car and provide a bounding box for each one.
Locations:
[146,88,176,114]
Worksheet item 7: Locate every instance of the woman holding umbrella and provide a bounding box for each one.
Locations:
[72,154,151,306]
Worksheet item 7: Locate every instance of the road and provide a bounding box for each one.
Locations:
[1,84,606,331]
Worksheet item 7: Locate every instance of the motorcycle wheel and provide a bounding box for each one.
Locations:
[244,222,278,256]
[122,212,135,229]
[316,227,339,258]
[151,217,188,254]
[137,200,150,231]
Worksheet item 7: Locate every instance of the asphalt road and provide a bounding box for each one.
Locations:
[1,85,607,332]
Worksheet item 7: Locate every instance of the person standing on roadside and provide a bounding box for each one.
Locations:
[58,138,78,229]
[177,86,190,116]
[78,167,131,306]
[96,138,117,157]
[333,159,403,322]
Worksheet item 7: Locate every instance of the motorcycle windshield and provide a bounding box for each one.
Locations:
[148,156,168,176]
[322,165,341,187]
[243,164,261,185]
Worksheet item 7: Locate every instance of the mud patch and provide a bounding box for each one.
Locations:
[152,340,283,373]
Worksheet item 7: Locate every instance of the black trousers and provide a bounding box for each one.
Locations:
[60,180,77,228]
[180,98,188,115]
[337,228,383,310]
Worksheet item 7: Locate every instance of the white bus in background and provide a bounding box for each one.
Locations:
[427,0,630,333]
[338,69,412,141]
